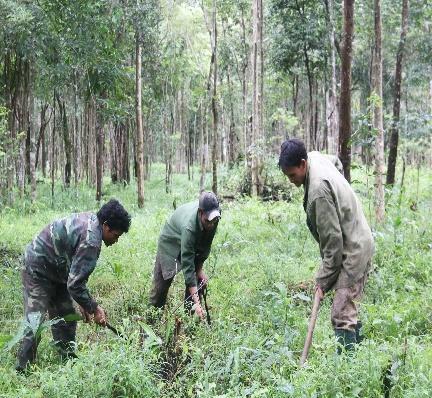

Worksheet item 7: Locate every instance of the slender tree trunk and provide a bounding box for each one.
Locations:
[51,91,56,205]
[4,51,14,205]
[338,0,355,182]
[17,59,27,198]
[251,0,264,196]
[211,0,218,194]
[199,102,207,192]
[95,107,104,202]
[227,67,236,166]
[73,75,80,185]
[324,0,339,154]
[56,95,72,187]
[372,0,385,223]
[292,74,299,119]
[303,47,315,150]
[240,9,249,166]
[135,33,145,207]
[35,104,50,170]
[28,66,36,203]
[386,0,409,186]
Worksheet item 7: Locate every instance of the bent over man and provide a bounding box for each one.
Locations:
[149,191,220,321]
[279,139,374,351]
[16,199,131,372]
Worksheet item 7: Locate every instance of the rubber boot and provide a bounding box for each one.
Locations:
[355,321,364,344]
[335,329,356,354]
[54,341,78,362]
[15,332,40,374]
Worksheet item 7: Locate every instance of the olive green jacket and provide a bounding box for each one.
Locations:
[157,201,217,287]
[304,152,374,291]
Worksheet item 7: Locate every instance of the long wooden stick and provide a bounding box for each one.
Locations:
[299,290,322,367]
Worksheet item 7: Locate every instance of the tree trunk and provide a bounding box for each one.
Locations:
[251,0,264,196]
[338,0,355,182]
[386,0,409,186]
[135,33,145,207]
[28,65,36,203]
[372,0,385,223]
[95,107,104,202]
[35,104,50,171]
[324,0,339,154]
[199,102,207,192]
[73,75,80,185]
[227,67,236,166]
[211,0,218,195]
[56,95,72,187]
[51,91,56,205]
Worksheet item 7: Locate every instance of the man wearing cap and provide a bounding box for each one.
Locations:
[278,139,374,352]
[149,191,221,321]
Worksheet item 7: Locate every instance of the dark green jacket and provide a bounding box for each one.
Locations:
[304,152,374,291]
[157,201,217,287]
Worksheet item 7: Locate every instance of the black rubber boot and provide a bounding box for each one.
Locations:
[335,329,357,354]
[355,321,364,344]
[16,332,40,374]
[15,364,28,375]
[54,341,78,362]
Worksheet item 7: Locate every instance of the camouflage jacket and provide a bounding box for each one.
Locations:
[24,212,102,313]
[157,201,217,287]
[304,152,374,291]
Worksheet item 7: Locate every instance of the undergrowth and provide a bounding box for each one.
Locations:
[0,162,431,397]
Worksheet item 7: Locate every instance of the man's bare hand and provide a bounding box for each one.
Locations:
[78,306,92,323]
[315,284,325,301]
[193,303,206,321]
[196,269,208,286]
[93,305,107,326]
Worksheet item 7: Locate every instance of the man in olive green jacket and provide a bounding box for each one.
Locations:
[149,192,220,321]
[279,139,374,351]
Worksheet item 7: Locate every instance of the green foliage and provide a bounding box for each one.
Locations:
[269,0,329,77]
[1,164,430,396]
[219,156,294,200]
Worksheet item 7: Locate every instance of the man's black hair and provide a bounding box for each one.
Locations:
[278,138,308,169]
[97,199,131,233]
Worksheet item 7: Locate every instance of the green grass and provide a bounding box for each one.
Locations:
[0,161,431,397]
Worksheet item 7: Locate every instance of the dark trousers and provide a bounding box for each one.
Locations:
[149,255,200,310]
[17,268,77,369]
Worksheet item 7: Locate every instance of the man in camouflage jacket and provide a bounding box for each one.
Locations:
[279,139,374,351]
[16,199,131,372]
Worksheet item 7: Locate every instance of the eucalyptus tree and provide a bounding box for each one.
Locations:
[250,0,264,196]
[270,0,329,150]
[130,0,161,207]
[0,0,49,202]
[338,0,354,182]
[157,2,214,192]
[386,0,409,186]
[372,0,385,222]
[218,0,251,166]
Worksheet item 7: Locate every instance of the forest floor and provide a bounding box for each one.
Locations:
[0,162,431,397]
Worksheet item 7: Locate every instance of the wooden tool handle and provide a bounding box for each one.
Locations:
[299,290,321,367]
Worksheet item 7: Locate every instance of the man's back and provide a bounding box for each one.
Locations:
[25,212,102,283]
[305,151,374,289]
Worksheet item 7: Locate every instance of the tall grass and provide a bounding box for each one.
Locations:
[0,161,431,397]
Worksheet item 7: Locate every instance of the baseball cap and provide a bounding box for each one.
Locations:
[199,191,221,221]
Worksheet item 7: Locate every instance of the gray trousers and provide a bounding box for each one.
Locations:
[149,254,200,310]
[331,272,368,332]
[17,268,77,368]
